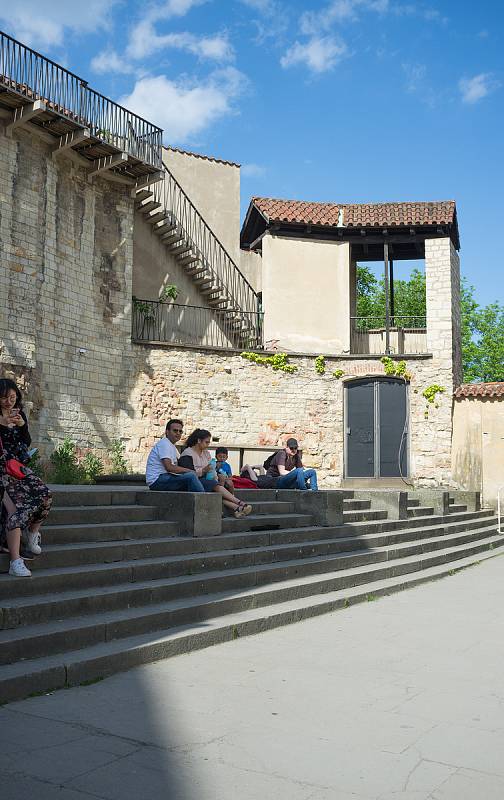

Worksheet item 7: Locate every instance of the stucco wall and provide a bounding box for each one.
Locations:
[162,148,241,266]
[262,235,351,354]
[239,248,262,293]
[452,397,504,508]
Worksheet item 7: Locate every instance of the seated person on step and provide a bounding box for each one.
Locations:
[146,419,206,493]
[216,446,265,490]
[263,438,318,491]
[179,430,253,518]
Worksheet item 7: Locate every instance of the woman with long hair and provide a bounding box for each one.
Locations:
[179,429,252,519]
[0,378,52,577]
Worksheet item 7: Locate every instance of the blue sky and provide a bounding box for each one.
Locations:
[0,0,502,305]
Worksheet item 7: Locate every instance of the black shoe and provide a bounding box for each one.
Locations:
[20,547,36,560]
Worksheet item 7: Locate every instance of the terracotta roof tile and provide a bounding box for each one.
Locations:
[252,197,456,229]
[454,383,504,399]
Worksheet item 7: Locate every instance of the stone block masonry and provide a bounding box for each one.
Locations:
[121,347,455,487]
[0,121,459,489]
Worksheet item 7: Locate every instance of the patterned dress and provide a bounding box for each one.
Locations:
[0,414,52,542]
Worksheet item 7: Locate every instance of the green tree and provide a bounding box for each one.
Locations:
[461,280,504,382]
[355,266,504,383]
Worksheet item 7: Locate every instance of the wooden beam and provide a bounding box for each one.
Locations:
[88,152,128,180]
[52,128,91,158]
[6,99,47,135]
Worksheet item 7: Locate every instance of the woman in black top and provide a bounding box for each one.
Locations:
[0,378,52,577]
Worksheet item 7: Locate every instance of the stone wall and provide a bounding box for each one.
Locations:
[120,347,455,487]
[0,121,135,456]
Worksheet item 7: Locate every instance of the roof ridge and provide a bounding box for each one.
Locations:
[164,145,240,168]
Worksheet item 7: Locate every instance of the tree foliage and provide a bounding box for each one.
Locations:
[356,265,504,383]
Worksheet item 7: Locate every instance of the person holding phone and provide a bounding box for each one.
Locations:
[0,378,52,576]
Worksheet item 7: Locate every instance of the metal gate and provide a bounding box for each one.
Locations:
[345,378,408,478]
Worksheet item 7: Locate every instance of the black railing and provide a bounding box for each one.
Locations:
[0,30,162,167]
[132,300,264,350]
[351,316,427,355]
[155,167,260,317]
[352,315,427,331]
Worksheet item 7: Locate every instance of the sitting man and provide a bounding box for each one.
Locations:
[265,438,318,491]
[146,419,205,492]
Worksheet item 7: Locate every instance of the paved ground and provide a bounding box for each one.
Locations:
[3,555,504,800]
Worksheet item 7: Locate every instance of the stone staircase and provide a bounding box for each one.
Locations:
[134,166,262,347]
[0,486,501,705]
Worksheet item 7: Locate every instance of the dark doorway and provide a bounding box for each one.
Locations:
[345,378,408,478]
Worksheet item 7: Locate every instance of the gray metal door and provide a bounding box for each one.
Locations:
[345,378,408,478]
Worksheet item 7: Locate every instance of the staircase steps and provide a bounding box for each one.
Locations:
[1,488,499,704]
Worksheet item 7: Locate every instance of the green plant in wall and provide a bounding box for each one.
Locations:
[381,357,412,381]
[81,452,104,484]
[132,296,156,321]
[333,369,345,379]
[160,284,178,302]
[422,383,446,418]
[240,351,297,373]
[49,438,83,484]
[315,355,326,375]
[108,439,129,474]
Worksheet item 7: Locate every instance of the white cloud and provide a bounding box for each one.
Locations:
[300,0,389,35]
[459,73,500,104]
[120,67,246,143]
[281,36,348,73]
[153,0,207,19]
[91,49,135,74]
[241,163,266,177]
[0,0,118,49]
[127,21,233,61]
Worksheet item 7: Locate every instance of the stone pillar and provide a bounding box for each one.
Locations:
[425,237,462,387]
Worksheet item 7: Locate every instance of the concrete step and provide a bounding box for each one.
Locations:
[40,519,179,545]
[50,487,147,507]
[0,522,499,666]
[407,506,435,517]
[0,514,497,626]
[449,504,467,514]
[343,500,372,511]
[48,505,158,525]
[343,509,389,523]
[1,534,503,704]
[221,512,314,533]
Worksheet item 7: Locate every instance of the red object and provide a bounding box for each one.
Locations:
[231,476,258,489]
[5,458,27,479]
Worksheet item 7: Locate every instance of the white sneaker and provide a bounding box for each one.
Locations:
[26,531,42,555]
[9,558,32,577]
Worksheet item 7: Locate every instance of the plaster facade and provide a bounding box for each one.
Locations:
[162,148,241,266]
[262,235,351,354]
[452,397,504,508]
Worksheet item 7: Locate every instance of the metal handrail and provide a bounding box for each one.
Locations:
[132,300,264,349]
[0,29,163,168]
[351,315,427,331]
[155,165,259,316]
[498,486,503,534]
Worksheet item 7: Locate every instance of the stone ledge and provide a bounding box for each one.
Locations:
[136,491,222,537]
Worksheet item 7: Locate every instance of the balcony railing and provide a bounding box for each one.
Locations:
[132,300,264,350]
[0,30,162,168]
[351,316,427,355]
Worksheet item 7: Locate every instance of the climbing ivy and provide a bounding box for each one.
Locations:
[333,369,345,379]
[315,355,326,375]
[240,351,298,373]
[381,357,412,381]
[422,384,446,404]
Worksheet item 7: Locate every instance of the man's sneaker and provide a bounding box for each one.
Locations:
[25,531,42,555]
[9,558,32,577]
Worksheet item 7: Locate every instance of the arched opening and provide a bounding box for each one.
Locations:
[344,377,409,478]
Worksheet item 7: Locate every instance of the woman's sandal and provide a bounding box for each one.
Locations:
[233,501,253,519]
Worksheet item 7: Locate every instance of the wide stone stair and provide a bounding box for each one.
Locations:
[0,486,502,704]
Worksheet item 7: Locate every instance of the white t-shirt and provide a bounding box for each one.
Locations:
[146,438,179,486]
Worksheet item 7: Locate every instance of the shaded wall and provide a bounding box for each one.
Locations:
[452,397,504,508]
